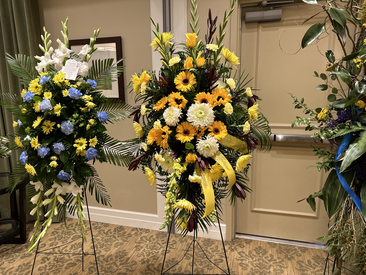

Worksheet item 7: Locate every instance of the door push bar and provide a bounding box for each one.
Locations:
[270,134,315,143]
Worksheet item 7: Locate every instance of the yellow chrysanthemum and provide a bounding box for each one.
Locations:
[184,57,193,70]
[43,92,52,99]
[80,107,88,113]
[174,71,196,92]
[176,217,188,231]
[356,100,366,109]
[53,72,67,87]
[30,136,40,150]
[49,161,58,168]
[74,138,87,151]
[248,104,259,123]
[208,121,227,140]
[83,95,93,101]
[150,32,174,50]
[133,122,144,139]
[13,121,18,127]
[62,89,69,97]
[175,199,196,213]
[86,124,91,130]
[236,155,252,173]
[29,79,42,95]
[53,103,62,116]
[243,121,250,134]
[210,163,224,182]
[169,56,181,67]
[186,33,197,48]
[212,88,232,107]
[50,156,58,161]
[42,120,56,135]
[185,153,198,164]
[25,164,37,176]
[157,126,171,149]
[176,122,196,143]
[76,149,86,156]
[168,92,188,109]
[153,97,168,111]
[89,119,95,125]
[89,136,98,148]
[221,47,240,69]
[15,136,23,147]
[145,167,156,187]
[86,102,95,109]
[21,89,27,98]
[195,92,213,106]
[33,102,41,112]
[196,51,205,67]
[317,108,328,120]
[32,116,43,128]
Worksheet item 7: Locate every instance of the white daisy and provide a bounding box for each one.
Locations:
[196,136,219,158]
[187,103,215,128]
[163,107,182,126]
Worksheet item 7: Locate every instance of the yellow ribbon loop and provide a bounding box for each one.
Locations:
[197,168,215,219]
[212,151,236,190]
[218,134,248,154]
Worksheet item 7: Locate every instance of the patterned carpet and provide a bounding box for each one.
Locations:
[0,218,328,274]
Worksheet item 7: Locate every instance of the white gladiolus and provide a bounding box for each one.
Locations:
[77,61,89,77]
[30,207,37,216]
[43,198,53,206]
[30,192,41,205]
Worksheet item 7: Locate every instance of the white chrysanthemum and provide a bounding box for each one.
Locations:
[196,136,219,158]
[163,107,182,126]
[187,103,215,128]
[206,44,218,52]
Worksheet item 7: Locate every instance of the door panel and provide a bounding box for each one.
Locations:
[236,4,333,242]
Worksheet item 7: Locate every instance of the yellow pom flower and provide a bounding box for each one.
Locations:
[42,120,56,135]
[13,121,18,127]
[30,136,40,149]
[33,102,41,112]
[86,102,95,109]
[133,122,144,138]
[356,100,366,109]
[248,104,259,123]
[221,47,240,69]
[25,164,37,176]
[243,121,250,134]
[224,103,233,115]
[317,108,328,120]
[15,136,23,147]
[32,116,43,128]
[43,92,52,99]
[175,199,196,213]
[236,155,252,173]
[185,153,198,164]
[89,136,98,148]
[145,167,156,187]
[169,56,181,67]
[196,52,205,67]
[184,57,193,70]
[50,161,58,168]
[62,89,69,97]
[186,33,197,48]
[29,79,42,95]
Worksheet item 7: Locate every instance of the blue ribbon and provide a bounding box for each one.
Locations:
[335,133,363,213]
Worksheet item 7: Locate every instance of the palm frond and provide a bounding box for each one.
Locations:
[251,113,272,151]
[8,162,27,193]
[89,58,124,90]
[1,93,23,115]
[6,53,38,85]
[235,69,253,91]
[87,166,112,207]
[100,99,133,123]
[100,133,139,167]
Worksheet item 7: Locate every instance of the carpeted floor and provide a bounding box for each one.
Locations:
[0,218,328,274]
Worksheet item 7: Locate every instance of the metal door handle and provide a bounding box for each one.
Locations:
[270,134,314,143]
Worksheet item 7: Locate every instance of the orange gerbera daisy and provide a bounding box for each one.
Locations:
[176,122,197,143]
[195,92,213,106]
[157,126,171,149]
[212,88,232,107]
[208,121,227,140]
[153,97,168,111]
[174,71,196,92]
[147,128,163,145]
[168,92,188,109]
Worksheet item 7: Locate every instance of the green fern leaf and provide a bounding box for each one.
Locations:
[6,53,38,85]
[1,93,23,115]
[89,58,125,90]
[100,99,133,123]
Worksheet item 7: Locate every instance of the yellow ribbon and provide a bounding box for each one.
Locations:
[212,151,236,190]
[218,134,248,154]
[197,168,215,218]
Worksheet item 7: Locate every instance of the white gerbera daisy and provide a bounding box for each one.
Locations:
[163,107,182,126]
[187,103,215,128]
[196,136,219,158]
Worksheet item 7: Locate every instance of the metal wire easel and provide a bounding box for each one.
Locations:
[323,254,359,275]
[30,190,99,275]
[160,212,230,275]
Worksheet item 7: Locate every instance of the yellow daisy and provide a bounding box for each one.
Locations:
[157,126,171,149]
[43,92,52,99]
[32,116,43,128]
[53,72,67,87]
[74,138,87,151]
[30,136,40,150]
[221,47,240,69]
[15,136,23,147]
[153,97,168,111]
[42,120,56,135]
[195,92,213,106]
[208,121,227,140]
[212,88,232,107]
[168,92,188,109]
[25,164,37,176]
[53,103,62,116]
[89,136,98,148]
[49,161,58,168]
[86,102,95,109]
[76,149,86,156]
[195,127,207,139]
[62,89,69,97]
[174,71,196,92]
[176,122,196,143]
[29,79,42,95]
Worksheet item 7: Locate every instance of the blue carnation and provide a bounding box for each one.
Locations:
[23,91,35,102]
[60,121,74,135]
[97,111,108,123]
[19,151,28,165]
[85,148,97,161]
[37,147,50,158]
[68,88,82,100]
[17,120,23,127]
[53,142,65,155]
[39,75,51,85]
[86,79,97,89]
[57,170,71,181]
[40,99,53,112]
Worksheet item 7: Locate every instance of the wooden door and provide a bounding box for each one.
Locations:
[235,4,334,242]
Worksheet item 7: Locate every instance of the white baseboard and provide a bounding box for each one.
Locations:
[66,205,226,240]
